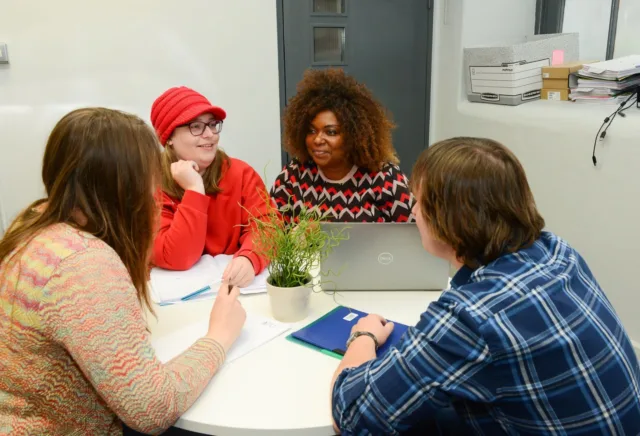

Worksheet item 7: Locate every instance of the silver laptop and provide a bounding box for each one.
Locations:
[320,223,450,291]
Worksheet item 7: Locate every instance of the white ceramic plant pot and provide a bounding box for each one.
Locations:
[266,277,312,323]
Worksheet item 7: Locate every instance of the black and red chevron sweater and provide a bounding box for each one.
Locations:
[270,160,415,223]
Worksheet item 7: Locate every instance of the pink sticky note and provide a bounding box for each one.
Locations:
[552,49,565,66]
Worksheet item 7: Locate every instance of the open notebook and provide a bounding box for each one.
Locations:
[150,254,269,305]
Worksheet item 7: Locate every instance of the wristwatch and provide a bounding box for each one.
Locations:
[346,331,379,350]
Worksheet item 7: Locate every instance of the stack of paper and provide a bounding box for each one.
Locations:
[577,75,640,91]
[150,254,269,305]
[152,313,290,365]
[569,93,634,105]
[571,55,640,103]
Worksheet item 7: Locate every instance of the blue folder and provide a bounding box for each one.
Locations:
[288,306,409,359]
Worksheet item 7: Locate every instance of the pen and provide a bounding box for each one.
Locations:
[180,285,212,301]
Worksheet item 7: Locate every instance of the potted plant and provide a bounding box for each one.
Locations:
[246,197,348,322]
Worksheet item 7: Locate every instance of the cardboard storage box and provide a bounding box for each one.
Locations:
[464,33,579,106]
[541,61,584,79]
[541,89,569,101]
[543,78,570,89]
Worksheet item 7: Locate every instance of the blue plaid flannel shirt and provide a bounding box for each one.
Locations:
[332,232,640,435]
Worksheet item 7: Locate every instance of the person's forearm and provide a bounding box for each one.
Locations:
[152,192,209,270]
[338,336,377,372]
[330,336,377,434]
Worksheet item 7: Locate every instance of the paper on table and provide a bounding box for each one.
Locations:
[152,313,290,365]
[150,254,269,305]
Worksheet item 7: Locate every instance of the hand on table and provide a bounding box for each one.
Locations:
[351,314,395,346]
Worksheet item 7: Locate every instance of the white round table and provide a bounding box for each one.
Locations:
[148,290,442,435]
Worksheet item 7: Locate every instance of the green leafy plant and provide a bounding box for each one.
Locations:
[245,192,349,289]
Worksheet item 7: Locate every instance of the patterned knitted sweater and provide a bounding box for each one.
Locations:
[270,160,415,223]
[0,224,224,435]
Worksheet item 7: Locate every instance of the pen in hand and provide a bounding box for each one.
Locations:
[206,280,246,351]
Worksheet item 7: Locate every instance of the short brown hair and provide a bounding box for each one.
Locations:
[283,68,398,171]
[0,108,161,312]
[411,137,545,268]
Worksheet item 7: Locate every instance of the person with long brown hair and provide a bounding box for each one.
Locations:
[150,86,270,287]
[329,137,640,434]
[270,68,414,223]
[0,108,247,435]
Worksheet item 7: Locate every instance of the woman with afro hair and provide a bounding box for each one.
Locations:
[270,68,415,223]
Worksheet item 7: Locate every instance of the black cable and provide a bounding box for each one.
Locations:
[592,95,636,165]
[606,93,637,125]
[619,94,639,116]
[592,91,638,166]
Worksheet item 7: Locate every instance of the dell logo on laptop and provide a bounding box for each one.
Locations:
[378,252,394,265]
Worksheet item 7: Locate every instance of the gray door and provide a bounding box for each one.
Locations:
[278,0,433,176]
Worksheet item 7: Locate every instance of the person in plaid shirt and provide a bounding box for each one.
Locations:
[330,137,640,435]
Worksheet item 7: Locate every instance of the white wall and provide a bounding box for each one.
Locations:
[430,0,640,352]
[0,0,282,225]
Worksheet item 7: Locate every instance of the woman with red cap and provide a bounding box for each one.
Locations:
[150,87,269,287]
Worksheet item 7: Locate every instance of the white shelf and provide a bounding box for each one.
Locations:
[457,99,639,137]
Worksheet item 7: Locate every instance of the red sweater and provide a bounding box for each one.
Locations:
[152,158,269,273]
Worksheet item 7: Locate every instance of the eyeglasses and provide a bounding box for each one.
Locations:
[180,120,223,136]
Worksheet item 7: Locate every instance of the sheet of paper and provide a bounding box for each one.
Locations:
[152,313,289,365]
[150,254,269,304]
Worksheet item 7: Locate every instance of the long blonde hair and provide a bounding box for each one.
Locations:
[160,146,230,198]
[0,108,161,312]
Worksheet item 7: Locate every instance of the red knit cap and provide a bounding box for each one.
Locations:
[150,86,227,146]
